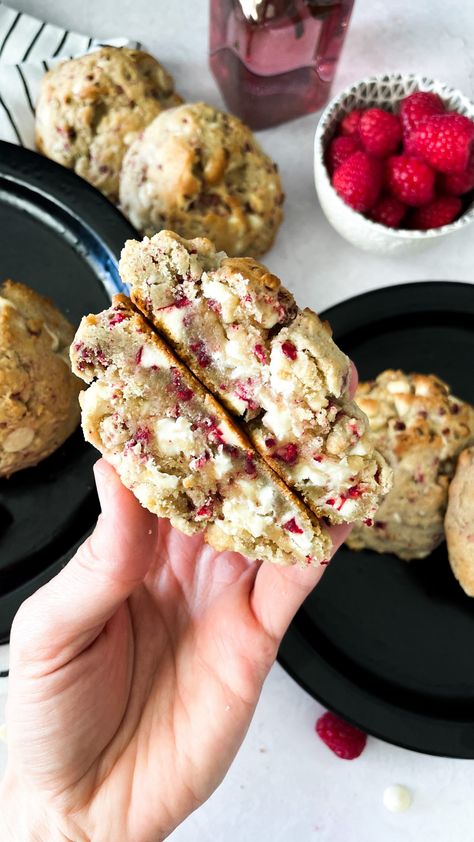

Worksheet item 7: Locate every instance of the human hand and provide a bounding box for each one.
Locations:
[1,370,357,842]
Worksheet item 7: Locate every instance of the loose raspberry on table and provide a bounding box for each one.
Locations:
[339,108,365,136]
[386,155,435,206]
[359,108,402,157]
[332,151,382,212]
[369,195,407,227]
[439,153,474,195]
[399,91,445,136]
[410,195,462,229]
[326,134,360,174]
[410,113,474,174]
[315,711,367,760]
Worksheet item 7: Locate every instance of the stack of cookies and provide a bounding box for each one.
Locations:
[35,47,284,257]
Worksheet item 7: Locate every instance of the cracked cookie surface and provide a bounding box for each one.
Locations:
[71,295,331,567]
[347,370,474,560]
[0,280,82,477]
[36,47,181,202]
[119,102,284,256]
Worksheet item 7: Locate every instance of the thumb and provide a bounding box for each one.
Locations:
[10,460,157,668]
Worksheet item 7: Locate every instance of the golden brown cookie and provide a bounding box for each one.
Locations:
[35,47,182,202]
[119,103,284,256]
[346,371,474,560]
[445,446,474,596]
[71,295,331,567]
[0,281,82,477]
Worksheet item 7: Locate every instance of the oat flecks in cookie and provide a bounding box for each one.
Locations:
[0,280,82,477]
[445,446,474,596]
[71,295,331,567]
[120,230,392,525]
[119,102,284,257]
[347,370,474,561]
[35,47,182,202]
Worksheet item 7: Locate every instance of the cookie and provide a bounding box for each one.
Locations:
[71,296,331,567]
[346,371,474,560]
[119,102,284,256]
[35,47,182,202]
[0,280,82,477]
[120,231,391,523]
[445,446,474,596]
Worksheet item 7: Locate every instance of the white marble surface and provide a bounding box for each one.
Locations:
[2,0,474,839]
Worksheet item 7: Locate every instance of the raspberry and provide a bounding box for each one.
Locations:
[332,151,382,212]
[315,711,367,760]
[253,343,269,364]
[339,108,364,136]
[326,134,360,175]
[189,340,212,368]
[439,154,474,195]
[274,442,298,464]
[369,195,407,227]
[283,517,304,534]
[359,108,402,157]
[281,340,297,360]
[410,113,474,174]
[399,91,445,136]
[386,155,435,206]
[410,195,462,229]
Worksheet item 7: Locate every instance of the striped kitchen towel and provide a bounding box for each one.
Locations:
[0,2,139,148]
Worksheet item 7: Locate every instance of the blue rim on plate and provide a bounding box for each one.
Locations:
[0,141,135,643]
[278,281,474,758]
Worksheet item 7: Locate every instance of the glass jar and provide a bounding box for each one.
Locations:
[209,0,355,130]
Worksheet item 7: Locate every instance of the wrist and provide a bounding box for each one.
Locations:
[0,769,69,842]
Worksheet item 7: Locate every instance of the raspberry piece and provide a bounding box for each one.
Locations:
[339,108,364,136]
[244,452,257,477]
[264,437,276,448]
[386,155,435,206]
[326,134,360,175]
[190,340,212,368]
[196,501,214,519]
[369,195,407,227]
[439,153,474,195]
[399,91,445,136]
[315,711,367,760]
[359,108,402,157]
[410,113,474,174]
[109,312,127,326]
[410,195,462,229]
[253,343,268,364]
[170,368,194,402]
[274,443,298,464]
[332,151,382,212]
[281,340,297,360]
[283,517,304,534]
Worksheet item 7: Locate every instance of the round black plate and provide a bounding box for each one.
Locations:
[0,141,135,642]
[278,281,474,758]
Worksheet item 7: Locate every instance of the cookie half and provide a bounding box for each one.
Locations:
[120,230,391,524]
[71,295,332,567]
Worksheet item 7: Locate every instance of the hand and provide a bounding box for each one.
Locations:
[1,432,355,841]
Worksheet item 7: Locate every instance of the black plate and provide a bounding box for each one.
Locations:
[0,141,134,642]
[278,281,474,758]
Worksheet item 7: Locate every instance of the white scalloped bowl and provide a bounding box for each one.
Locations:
[314,73,474,255]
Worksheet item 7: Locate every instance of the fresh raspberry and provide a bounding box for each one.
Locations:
[339,108,364,136]
[315,711,367,760]
[439,153,474,195]
[326,134,360,174]
[399,91,445,136]
[332,151,382,212]
[369,195,407,227]
[410,195,462,229]
[410,113,474,174]
[359,108,402,157]
[386,155,435,206]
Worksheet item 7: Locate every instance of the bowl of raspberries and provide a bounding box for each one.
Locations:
[314,73,474,254]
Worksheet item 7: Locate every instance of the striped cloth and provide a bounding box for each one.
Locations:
[0,2,138,148]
